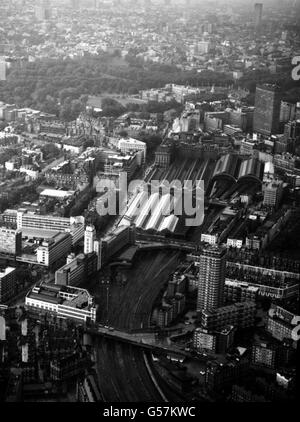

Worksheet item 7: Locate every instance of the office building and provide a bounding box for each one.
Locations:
[0,267,16,303]
[117,138,146,162]
[55,253,85,287]
[25,283,97,323]
[196,245,227,313]
[0,227,22,256]
[262,180,284,208]
[103,153,140,180]
[55,252,98,287]
[15,210,84,246]
[254,3,263,31]
[253,85,281,136]
[36,232,72,267]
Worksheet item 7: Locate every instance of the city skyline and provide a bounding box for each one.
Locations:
[0,0,299,407]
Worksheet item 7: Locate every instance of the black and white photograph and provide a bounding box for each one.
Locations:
[0,0,299,409]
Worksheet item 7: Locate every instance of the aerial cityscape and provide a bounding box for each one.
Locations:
[0,0,299,405]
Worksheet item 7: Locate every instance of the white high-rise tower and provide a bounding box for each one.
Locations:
[84,225,96,254]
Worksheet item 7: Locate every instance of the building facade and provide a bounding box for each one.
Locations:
[0,267,17,303]
[0,227,22,256]
[196,245,227,313]
[253,85,281,136]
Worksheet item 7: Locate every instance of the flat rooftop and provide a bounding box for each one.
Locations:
[22,227,60,239]
[40,189,75,199]
[0,267,16,278]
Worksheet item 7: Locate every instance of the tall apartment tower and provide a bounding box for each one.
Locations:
[84,225,96,254]
[253,84,281,136]
[254,3,263,31]
[196,245,227,313]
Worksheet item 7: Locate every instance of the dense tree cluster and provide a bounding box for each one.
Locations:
[0,53,233,120]
[41,143,62,161]
[1,53,298,122]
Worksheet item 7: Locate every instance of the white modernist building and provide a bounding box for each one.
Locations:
[16,210,84,246]
[84,225,96,254]
[118,137,146,162]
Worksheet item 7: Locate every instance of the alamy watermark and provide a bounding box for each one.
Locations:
[292,56,300,81]
[95,172,204,227]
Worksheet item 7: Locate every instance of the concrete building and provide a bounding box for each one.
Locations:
[25,283,97,323]
[84,225,96,255]
[195,245,227,313]
[15,210,84,246]
[100,225,136,265]
[262,180,284,208]
[253,84,281,136]
[36,233,72,267]
[55,252,98,287]
[224,280,258,303]
[0,267,16,303]
[55,254,85,287]
[0,227,22,256]
[118,138,146,162]
[201,301,256,332]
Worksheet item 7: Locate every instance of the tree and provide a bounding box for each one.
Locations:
[41,143,61,160]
